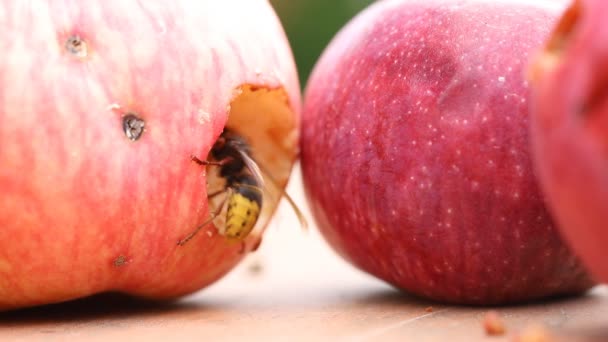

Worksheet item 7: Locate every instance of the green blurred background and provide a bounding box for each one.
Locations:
[270,0,375,88]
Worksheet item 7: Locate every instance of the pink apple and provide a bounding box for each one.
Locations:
[301,0,594,304]
[0,0,300,311]
[529,0,608,282]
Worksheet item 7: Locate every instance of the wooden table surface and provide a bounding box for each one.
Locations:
[2,167,607,341]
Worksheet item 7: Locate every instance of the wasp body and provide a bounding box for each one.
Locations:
[177,130,264,247]
[208,130,266,241]
[177,129,306,250]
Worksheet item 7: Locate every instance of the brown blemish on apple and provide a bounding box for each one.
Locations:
[528,0,581,82]
[199,84,298,253]
[113,255,129,267]
[122,113,146,141]
[65,35,88,58]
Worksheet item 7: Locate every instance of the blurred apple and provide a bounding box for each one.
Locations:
[301,0,594,304]
[529,0,608,282]
[0,0,300,310]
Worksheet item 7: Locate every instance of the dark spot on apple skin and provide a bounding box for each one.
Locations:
[113,255,129,267]
[65,35,87,58]
[122,113,145,141]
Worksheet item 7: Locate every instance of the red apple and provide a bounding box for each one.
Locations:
[0,1,300,311]
[529,0,608,282]
[301,0,594,305]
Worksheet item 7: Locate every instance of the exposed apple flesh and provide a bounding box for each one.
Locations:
[529,0,608,282]
[301,0,594,304]
[0,1,300,310]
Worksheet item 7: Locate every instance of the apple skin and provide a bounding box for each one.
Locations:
[301,0,594,305]
[529,0,608,282]
[0,0,300,310]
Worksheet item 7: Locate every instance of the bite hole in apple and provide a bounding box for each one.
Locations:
[122,113,146,141]
[65,35,88,58]
[205,84,298,248]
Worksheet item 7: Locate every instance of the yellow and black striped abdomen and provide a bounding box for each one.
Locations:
[224,192,261,241]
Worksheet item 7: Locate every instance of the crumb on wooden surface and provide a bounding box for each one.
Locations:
[247,259,264,276]
[483,310,506,336]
